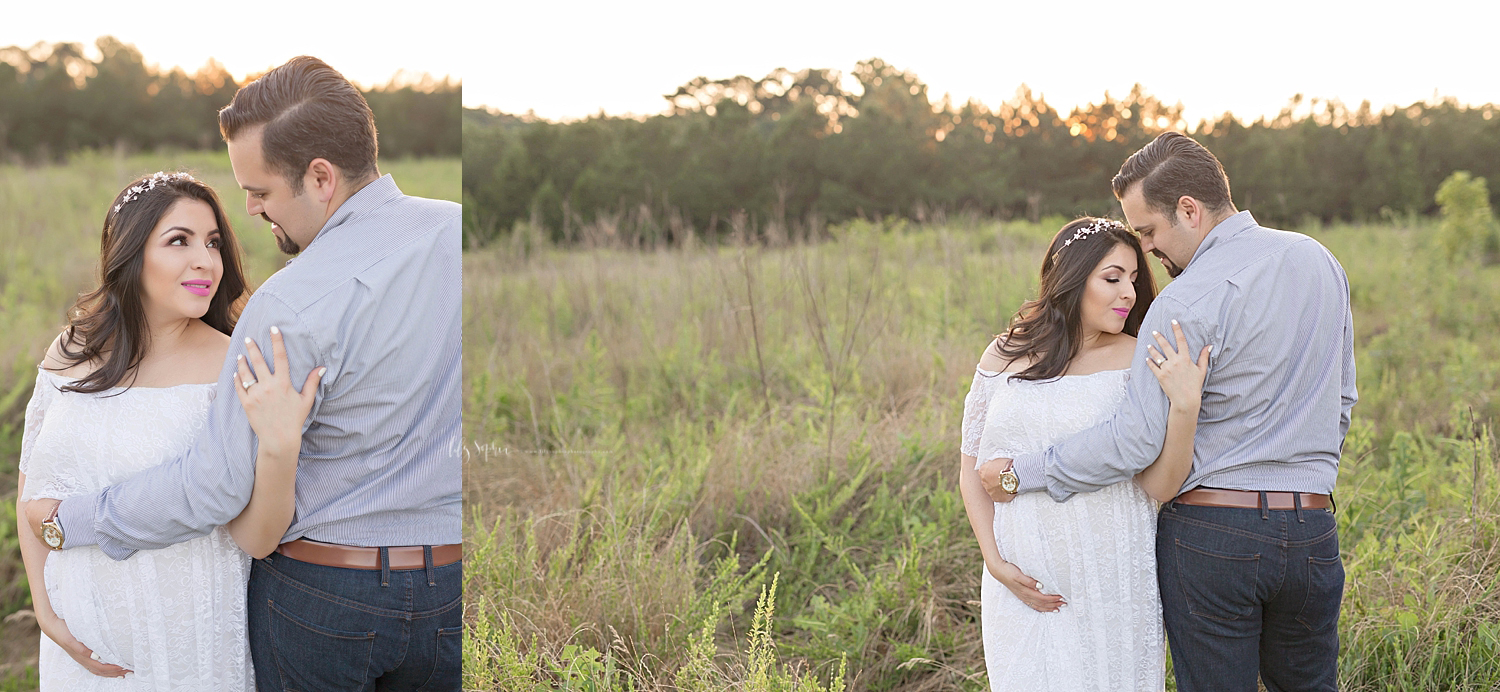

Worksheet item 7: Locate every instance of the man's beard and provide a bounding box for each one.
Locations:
[274,233,301,255]
[1155,251,1182,278]
[264,214,301,255]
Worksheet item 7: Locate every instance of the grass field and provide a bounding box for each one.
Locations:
[461,214,1499,691]
[0,150,459,684]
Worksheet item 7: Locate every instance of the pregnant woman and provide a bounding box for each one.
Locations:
[17,171,321,689]
[958,217,1211,690]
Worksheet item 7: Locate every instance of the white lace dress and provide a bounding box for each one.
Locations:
[19,368,252,691]
[962,367,1164,691]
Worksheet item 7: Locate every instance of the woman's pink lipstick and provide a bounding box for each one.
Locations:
[1112,307,1130,317]
[182,280,212,297]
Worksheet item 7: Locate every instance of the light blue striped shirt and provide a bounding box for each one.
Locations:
[1011,210,1357,501]
[58,175,462,559]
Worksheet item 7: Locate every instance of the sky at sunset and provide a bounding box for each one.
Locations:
[3,5,460,90]
[8,2,1498,127]
[461,0,1500,126]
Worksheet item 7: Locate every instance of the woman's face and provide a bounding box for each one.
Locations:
[138,198,223,324]
[1078,242,1139,337]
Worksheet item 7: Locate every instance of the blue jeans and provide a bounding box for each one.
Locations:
[247,552,462,691]
[1157,500,1343,692]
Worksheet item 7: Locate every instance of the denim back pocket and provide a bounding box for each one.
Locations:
[417,625,464,691]
[1174,537,1261,621]
[267,599,377,691]
[1295,554,1345,632]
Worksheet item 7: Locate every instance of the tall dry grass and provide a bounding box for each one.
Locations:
[462,208,1500,690]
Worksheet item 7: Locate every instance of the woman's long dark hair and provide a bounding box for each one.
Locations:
[50,173,250,394]
[992,217,1157,382]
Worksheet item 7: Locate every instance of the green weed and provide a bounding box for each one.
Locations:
[462,214,1500,690]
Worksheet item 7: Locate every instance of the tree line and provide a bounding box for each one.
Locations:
[463,58,1500,248]
[0,37,459,161]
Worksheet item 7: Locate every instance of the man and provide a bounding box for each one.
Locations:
[27,56,462,690]
[978,132,1356,691]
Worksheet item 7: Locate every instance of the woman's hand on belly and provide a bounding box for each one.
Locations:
[37,611,132,678]
[989,559,1067,613]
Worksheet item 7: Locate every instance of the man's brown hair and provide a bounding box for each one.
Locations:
[1112,131,1233,220]
[218,56,378,193]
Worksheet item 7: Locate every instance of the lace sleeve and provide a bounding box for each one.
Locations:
[961,369,1000,457]
[18,368,55,479]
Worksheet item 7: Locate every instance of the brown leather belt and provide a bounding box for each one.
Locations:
[1173,487,1331,511]
[275,539,462,570]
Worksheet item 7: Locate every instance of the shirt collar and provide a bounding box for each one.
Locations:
[291,175,402,262]
[1185,209,1257,270]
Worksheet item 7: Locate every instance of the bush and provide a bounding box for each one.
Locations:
[1434,171,1500,264]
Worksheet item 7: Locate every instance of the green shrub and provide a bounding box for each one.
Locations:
[1434,171,1500,265]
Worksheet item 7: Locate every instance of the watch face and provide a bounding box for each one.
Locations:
[1000,472,1019,494]
[42,524,63,549]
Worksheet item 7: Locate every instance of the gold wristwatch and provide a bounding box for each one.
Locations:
[998,464,1020,494]
[41,503,65,550]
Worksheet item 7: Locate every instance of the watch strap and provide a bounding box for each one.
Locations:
[41,501,64,550]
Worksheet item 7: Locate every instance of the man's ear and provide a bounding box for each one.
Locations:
[305,158,339,204]
[1177,195,1206,232]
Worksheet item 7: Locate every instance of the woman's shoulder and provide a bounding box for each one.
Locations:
[1053,333,1136,376]
[977,334,1035,374]
[39,332,95,379]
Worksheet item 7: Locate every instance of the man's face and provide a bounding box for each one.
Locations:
[1120,183,1194,278]
[227,125,322,255]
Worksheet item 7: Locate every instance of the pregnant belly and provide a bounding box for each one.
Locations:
[991,480,1157,600]
[43,528,250,669]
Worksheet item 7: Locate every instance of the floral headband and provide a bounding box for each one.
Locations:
[114,171,196,214]
[1052,219,1125,261]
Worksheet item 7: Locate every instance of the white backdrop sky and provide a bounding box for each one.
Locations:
[7,2,1497,126]
[461,0,1500,125]
[3,3,462,90]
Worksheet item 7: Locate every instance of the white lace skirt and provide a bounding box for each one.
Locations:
[981,479,1165,691]
[41,526,252,691]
